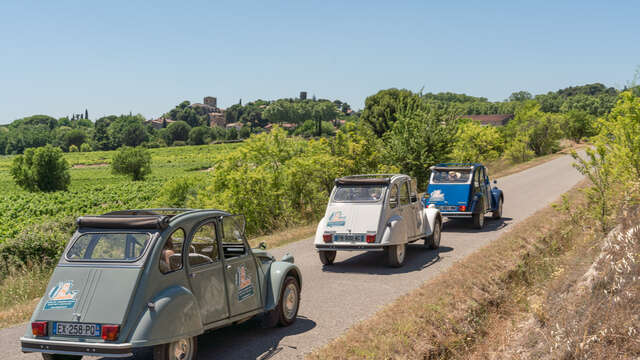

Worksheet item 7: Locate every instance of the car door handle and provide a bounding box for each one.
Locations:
[189,273,196,278]
[226,265,232,271]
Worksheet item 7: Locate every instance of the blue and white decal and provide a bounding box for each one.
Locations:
[327,211,346,227]
[44,281,79,310]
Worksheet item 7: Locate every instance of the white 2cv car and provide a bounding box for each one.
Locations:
[314,174,442,267]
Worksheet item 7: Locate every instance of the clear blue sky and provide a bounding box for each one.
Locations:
[1,0,638,124]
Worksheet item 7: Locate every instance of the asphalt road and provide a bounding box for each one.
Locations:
[2,154,584,360]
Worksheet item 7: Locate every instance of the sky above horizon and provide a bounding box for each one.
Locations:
[0,0,638,124]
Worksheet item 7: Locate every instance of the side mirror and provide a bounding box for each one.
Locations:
[493,180,497,184]
[410,195,418,203]
[259,242,267,250]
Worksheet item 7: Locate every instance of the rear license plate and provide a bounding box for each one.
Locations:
[439,206,458,211]
[334,234,364,242]
[54,322,101,337]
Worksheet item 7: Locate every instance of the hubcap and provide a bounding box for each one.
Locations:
[283,283,298,321]
[169,338,193,360]
[396,243,405,263]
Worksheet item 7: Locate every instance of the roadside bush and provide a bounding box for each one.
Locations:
[504,133,535,163]
[0,217,75,274]
[10,145,70,192]
[80,143,92,152]
[505,102,563,156]
[156,176,202,208]
[450,120,503,162]
[111,146,152,181]
[68,144,79,152]
[172,140,186,147]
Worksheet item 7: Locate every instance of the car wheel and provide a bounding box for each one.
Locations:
[318,250,336,265]
[278,276,301,326]
[426,219,441,250]
[492,198,503,219]
[472,211,485,229]
[153,336,198,360]
[42,355,83,360]
[386,243,406,267]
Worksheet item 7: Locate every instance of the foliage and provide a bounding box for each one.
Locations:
[68,144,79,152]
[504,102,562,156]
[188,126,212,145]
[111,146,152,181]
[504,133,535,163]
[508,91,533,102]
[450,120,503,162]
[571,147,614,233]
[80,143,92,152]
[10,145,70,192]
[156,176,202,208]
[563,109,596,142]
[107,114,149,148]
[383,101,458,189]
[166,121,192,144]
[361,88,415,137]
[293,120,336,137]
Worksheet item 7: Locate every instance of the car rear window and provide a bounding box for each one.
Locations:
[431,169,472,184]
[66,233,152,262]
[332,185,385,202]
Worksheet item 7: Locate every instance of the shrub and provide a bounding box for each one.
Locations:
[167,121,191,143]
[188,126,212,145]
[79,143,92,152]
[173,140,186,147]
[504,133,535,163]
[111,146,152,181]
[10,145,70,192]
[68,144,79,152]
[450,120,503,162]
[156,176,201,207]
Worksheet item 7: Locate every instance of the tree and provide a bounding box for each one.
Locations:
[383,105,458,189]
[188,126,212,145]
[361,88,416,137]
[10,145,70,192]
[450,121,503,162]
[111,146,152,181]
[80,143,92,152]
[167,121,192,144]
[508,91,533,102]
[68,144,79,152]
[563,109,596,142]
[504,133,535,163]
[226,127,238,140]
[94,115,116,150]
[107,115,148,148]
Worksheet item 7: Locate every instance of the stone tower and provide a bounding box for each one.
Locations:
[299,91,307,100]
[204,96,217,108]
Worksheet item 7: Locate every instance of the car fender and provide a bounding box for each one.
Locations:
[129,285,203,347]
[422,206,441,236]
[380,215,406,245]
[313,216,328,245]
[470,192,484,213]
[491,188,503,210]
[264,261,302,311]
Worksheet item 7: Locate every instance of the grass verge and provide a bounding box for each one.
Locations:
[0,265,52,329]
[308,180,592,359]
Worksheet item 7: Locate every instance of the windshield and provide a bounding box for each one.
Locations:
[431,169,472,184]
[332,185,385,202]
[66,233,152,262]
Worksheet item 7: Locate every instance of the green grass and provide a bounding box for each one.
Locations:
[0,143,239,244]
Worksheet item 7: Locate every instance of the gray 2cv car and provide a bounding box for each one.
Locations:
[21,209,302,360]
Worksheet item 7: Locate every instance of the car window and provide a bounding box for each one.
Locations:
[431,169,471,183]
[410,179,418,203]
[389,184,398,209]
[159,228,185,274]
[332,185,385,202]
[399,181,410,206]
[222,215,247,259]
[66,233,151,262]
[189,222,219,266]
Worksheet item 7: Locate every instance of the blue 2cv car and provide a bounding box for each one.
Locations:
[425,163,503,229]
[21,209,302,360]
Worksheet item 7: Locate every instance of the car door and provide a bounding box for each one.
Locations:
[481,167,492,210]
[409,178,423,233]
[220,215,262,317]
[186,220,229,325]
[398,180,416,239]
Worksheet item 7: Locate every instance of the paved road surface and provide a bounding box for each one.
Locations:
[2,154,584,360]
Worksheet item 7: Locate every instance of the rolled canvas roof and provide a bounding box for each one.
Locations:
[77,215,170,230]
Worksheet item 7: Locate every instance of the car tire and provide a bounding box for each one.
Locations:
[318,250,336,265]
[153,336,198,360]
[472,211,485,229]
[277,276,300,326]
[386,243,406,267]
[42,355,83,360]
[492,197,503,219]
[426,219,441,250]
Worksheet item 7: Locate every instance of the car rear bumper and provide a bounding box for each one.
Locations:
[316,244,385,251]
[21,337,133,358]
[441,211,473,218]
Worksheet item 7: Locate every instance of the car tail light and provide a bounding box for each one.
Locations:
[322,233,332,243]
[31,321,47,337]
[366,233,376,243]
[458,205,467,211]
[101,325,120,341]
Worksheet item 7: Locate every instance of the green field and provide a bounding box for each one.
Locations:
[0,143,239,244]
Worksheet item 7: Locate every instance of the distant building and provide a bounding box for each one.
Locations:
[265,123,297,131]
[146,117,175,129]
[209,112,226,127]
[300,91,307,100]
[458,114,514,126]
[226,122,244,130]
[189,96,226,128]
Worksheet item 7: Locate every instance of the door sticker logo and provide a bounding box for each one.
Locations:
[236,265,255,302]
[430,190,445,202]
[327,211,346,227]
[44,281,79,310]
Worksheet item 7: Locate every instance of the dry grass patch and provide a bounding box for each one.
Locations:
[248,223,317,249]
[308,181,590,360]
[0,265,52,329]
